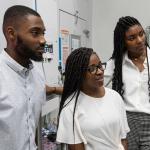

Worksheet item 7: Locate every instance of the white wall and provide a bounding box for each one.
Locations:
[58,0,90,20]
[92,0,150,62]
[58,0,92,47]
[35,0,59,86]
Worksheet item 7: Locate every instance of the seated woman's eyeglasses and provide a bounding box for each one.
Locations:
[87,62,106,74]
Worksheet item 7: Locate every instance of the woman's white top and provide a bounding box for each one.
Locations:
[104,47,150,114]
[57,88,129,150]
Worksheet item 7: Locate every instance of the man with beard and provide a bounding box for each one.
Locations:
[0,5,47,150]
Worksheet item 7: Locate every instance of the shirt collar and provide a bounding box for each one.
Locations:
[123,52,132,65]
[0,49,33,77]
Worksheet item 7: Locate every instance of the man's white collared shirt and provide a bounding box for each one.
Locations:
[0,50,46,150]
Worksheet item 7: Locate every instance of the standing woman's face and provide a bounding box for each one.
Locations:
[125,24,146,58]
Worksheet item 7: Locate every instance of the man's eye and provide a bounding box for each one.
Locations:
[31,31,45,36]
[31,31,39,36]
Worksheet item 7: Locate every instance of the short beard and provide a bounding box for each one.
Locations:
[15,36,43,62]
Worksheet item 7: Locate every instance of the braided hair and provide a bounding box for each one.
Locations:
[58,47,94,137]
[112,16,150,99]
[58,47,94,114]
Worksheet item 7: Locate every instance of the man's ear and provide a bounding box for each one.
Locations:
[6,26,17,40]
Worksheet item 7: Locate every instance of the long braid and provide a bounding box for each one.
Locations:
[58,48,93,113]
[58,47,94,132]
[146,44,150,102]
[112,16,142,99]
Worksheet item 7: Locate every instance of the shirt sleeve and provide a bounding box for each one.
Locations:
[56,104,83,144]
[119,97,130,139]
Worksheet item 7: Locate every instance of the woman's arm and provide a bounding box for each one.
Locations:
[68,143,85,150]
[121,139,128,150]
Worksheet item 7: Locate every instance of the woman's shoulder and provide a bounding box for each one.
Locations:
[104,87,123,103]
[105,87,119,95]
[104,88,125,112]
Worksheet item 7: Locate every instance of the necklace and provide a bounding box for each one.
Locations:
[128,49,146,62]
[129,52,146,62]
[133,55,145,61]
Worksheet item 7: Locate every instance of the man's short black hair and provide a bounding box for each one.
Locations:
[3,5,40,34]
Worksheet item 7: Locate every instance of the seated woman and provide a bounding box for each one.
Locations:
[56,47,130,150]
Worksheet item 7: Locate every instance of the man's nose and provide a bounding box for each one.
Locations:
[40,35,46,45]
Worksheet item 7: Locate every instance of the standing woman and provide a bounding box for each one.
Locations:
[56,47,129,150]
[105,16,150,150]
